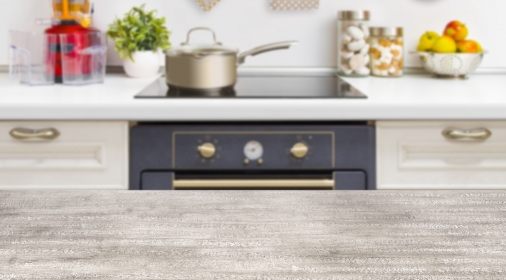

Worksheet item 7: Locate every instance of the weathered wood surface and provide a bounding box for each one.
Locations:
[0,191,505,279]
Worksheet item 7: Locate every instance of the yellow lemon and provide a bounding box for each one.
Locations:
[431,36,457,53]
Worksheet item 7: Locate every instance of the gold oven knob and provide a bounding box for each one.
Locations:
[198,143,216,158]
[291,143,308,158]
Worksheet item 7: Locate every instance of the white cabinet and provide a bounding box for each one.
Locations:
[377,121,506,190]
[0,121,128,190]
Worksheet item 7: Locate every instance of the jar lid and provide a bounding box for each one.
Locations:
[369,27,403,37]
[338,11,370,20]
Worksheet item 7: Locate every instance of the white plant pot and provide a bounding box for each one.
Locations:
[122,51,160,79]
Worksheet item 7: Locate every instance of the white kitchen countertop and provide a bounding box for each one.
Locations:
[1,70,505,121]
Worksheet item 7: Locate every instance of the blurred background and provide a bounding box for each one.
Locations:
[1,0,503,68]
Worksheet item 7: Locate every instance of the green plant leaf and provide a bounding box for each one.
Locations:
[107,4,172,62]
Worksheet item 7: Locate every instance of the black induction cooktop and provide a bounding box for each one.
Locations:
[135,76,367,99]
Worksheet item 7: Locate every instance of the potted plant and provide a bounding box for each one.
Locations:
[107,5,171,78]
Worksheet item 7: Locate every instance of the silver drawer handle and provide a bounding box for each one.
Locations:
[442,127,492,140]
[9,128,60,140]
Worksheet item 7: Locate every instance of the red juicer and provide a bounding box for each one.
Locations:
[45,0,98,83]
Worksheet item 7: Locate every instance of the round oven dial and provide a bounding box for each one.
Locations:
[198,143,216,158]
[291,143,309,158]
[244,141,263,161]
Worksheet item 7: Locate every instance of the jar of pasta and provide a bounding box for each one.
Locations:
[369,27,404,77]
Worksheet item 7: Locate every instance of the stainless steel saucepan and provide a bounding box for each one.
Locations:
[165,27,298,90]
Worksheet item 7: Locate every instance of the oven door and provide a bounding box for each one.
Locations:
[140,171,366,190]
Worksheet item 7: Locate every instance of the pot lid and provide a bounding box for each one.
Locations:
[166,27,238,57]
[166,44,238,56]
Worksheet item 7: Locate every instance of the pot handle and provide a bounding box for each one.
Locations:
[237,41,298,65]
[182,27,222,46]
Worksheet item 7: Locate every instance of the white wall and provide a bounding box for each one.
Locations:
[2,0,505,68]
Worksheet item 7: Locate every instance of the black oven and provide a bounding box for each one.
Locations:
[130,123,375,190]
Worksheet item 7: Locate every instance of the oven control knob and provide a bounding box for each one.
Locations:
[198,143,216,158]
[291,143,308,158]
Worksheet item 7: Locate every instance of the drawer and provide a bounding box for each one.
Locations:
[0,121,128,190]
[377,121,506,190]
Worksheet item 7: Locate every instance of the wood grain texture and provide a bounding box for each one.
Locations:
[1,191,505,279]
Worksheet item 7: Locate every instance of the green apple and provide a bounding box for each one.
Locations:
[417,31,440,52]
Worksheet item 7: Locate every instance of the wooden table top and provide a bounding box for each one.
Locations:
[1,191,505,279]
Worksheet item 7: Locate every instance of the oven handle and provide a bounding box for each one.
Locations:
[173,177,335,189]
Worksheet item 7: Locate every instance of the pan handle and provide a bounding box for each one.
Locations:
[237,41,298,65]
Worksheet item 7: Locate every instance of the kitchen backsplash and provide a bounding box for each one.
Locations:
[1,0,504,68]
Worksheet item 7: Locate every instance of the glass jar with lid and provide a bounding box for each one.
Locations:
[369,27,404,77]
[337,10,371,77]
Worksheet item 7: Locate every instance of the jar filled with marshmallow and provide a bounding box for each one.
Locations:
[337,10,371,77]
[369,27,404,77]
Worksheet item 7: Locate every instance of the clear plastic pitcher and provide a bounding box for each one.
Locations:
[59,32,106,85]
[9,31,58,86]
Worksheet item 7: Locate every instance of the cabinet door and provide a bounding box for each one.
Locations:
[377,121,506,190]
[0,121,128,190]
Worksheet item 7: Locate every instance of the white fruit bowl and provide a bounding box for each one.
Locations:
[413,52,485,79]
